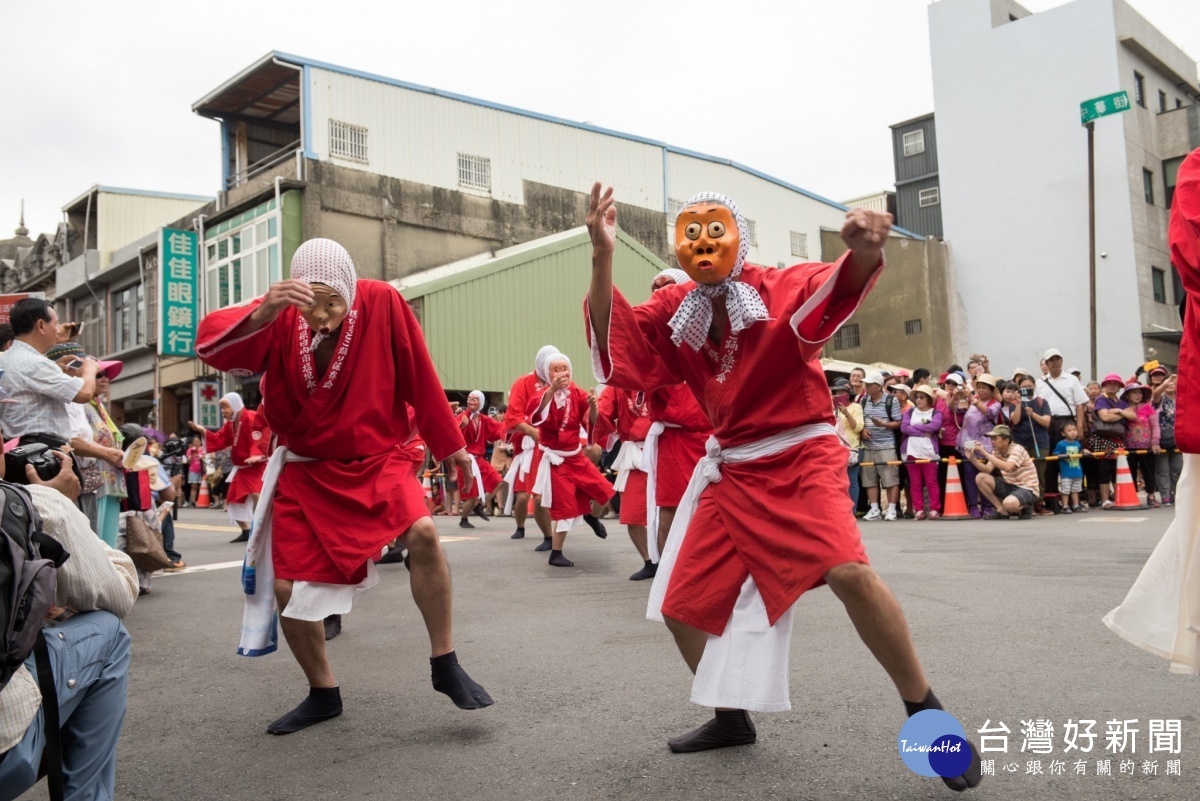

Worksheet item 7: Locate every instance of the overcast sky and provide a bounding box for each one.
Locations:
[3,0,1199,239]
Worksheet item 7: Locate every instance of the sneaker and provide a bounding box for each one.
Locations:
[902,510,915,520]
[1162,498,1173,507]
[1018,508,1032,520]
[1101,500,1115,510]
[968,507,982,519]
[1061,506,1074,514]
[1147,498,1161,509]
[914,510,926,521]
[1073,505,1087,513]
[863,508,883,521]
[163,560,186,572]
[884,507,898,522]
[929,510,940,520]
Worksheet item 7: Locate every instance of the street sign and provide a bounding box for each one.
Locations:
[1080,90,1131,125]
[193,379,223,430]
[159,228,199,357]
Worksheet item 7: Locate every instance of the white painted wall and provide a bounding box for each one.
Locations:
[930,0,1145,380]
[304,66,855,272]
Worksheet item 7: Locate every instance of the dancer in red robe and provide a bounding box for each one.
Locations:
[503,348,556,544]
[188,392,269,542]
[197,237,492,734]
[592,384,656,579]
[530,351,615,567]
[456,390,505,529]
[584,185,980,790]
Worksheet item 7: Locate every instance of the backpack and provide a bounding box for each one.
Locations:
[0,482,69,801]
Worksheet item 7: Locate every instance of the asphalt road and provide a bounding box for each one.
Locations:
[18,505,1199,801]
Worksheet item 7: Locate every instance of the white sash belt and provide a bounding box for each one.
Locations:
[648,423,837,712]
[237,447,378,657]
[531,442,582,509]
[643,421,680,562]
[503,435,535,515]
[611,439,644,493]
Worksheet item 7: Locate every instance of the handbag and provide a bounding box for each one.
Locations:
[124,515,171,572]
[1088,408,1126,439]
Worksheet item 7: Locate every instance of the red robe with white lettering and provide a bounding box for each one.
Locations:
[593,386,651,526]
[647,384,711,508]
[587,255,879,634]
[203,408,270,505]
[196,280,465,584]
[504,372,545,493]
[531,385,614,521]
[456,410,505,500]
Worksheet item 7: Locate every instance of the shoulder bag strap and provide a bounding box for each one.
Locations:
[33,634,64,801]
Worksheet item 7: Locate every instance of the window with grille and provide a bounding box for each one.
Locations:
[1134,72,1145,107]
[833,323,860,351]
[458,153,491,192]
[329,120,368,164]
[918,187,940,207]
[790,230,808,258]
[1143,169,1154,204]
[905,319,922,336]
[745,218,758,246]
[1152,267,1166,304]
[902,130,925,157]
[667,198,684,226]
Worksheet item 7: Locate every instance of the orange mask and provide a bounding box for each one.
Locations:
[675,203,740,285]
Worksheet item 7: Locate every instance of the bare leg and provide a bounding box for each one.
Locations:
[866,485,880,505]
[823,563,928,701]
[551,526,567,551]
[663,615,709,674]
[533,498,552,537]
[662,614,755,752]
[657,505,677,555]
[274,579,337,687]
[514,492,529,528]
[627,524,649,561]
[460,497,478,519]
[401,517,454,656]
[974,475,1004,512]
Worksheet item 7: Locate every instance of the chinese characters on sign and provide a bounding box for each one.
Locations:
[1080,90,1131,124]
[159,228,199,357]
[0,293,35,325]
[192,380,223,430]
[976,718,1182,779]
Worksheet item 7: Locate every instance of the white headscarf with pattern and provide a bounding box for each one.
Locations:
[535,345,560,384]
[290,238,359,351]
[666,192,770,350]
[652,268,691,291]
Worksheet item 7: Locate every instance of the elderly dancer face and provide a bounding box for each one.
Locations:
[195,238,491,736]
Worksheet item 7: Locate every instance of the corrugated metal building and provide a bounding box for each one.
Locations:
[889,114,943,238]
[395,226,667,397]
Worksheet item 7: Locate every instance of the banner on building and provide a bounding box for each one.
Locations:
[192,379,223,430]
[159,228,199,357]
[0,293,38,325]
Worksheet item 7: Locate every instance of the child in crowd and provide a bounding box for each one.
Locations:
[1051,421,1090,513]
[1121,383,1161,508]
[900,385,943,520]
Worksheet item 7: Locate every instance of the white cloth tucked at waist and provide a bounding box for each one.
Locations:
[503,435,536,515]
[647,422,837,712]
[611,439,644,493]
[643,421,680,563]
[531,442,582,509]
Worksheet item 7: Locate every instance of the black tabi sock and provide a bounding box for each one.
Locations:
[548,549,574,567]
[266,685,343,735]
[431,651,494,710]
[534,536,552,552]
[668,709,757,753]
[582,514,607,539]
[903,689,982,792]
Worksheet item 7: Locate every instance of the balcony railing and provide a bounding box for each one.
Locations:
[226,140,302,190]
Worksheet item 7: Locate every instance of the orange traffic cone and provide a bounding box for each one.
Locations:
[940,457,971,519]
[197,480,211,508]
[422,473,434,514]
[1111,451,1145,510]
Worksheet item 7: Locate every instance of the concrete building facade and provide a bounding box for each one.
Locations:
[929,0,1198,379]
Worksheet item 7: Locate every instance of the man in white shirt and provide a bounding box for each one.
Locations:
[1034,348,1089,510]
[0,300,98,468]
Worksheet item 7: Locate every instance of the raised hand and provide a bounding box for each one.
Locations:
[840,208,892,253]
[586,182,617,254]
[254,279,317,325]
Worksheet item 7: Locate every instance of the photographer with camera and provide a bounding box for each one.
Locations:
[0,448,138,801]
[0,300,99,486]
[1002,377,1052,514]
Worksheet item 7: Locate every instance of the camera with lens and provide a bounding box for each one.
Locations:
[160,438,186,459]
[1019,387,1033,401]
[4,443,62,484]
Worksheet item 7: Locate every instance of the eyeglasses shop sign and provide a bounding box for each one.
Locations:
[159,228,199,357]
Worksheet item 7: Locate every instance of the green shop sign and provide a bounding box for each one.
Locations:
[159,227,199,357]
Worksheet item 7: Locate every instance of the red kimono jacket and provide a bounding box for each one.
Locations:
[196,280,465,584]
[587,255,879,633]
[504,372,545,494]
[455,410,505,499]
[531,384,614,521]
[646,383,712,508]
[594,386,651,526]
[204,407,270,505]
[1169,147,1200,454]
